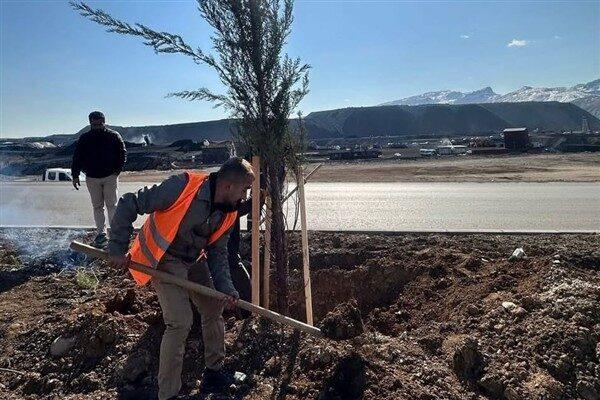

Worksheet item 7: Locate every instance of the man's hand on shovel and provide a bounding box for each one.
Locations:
[109,253,130,270]
[222,294,238,311]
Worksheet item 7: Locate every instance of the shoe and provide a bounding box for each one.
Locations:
[201,368,234,393]
[92,233,108,249]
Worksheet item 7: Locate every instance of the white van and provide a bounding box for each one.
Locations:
[43,168,85,182]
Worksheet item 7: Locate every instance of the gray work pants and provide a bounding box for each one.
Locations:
[85,174,118,234]
[152,254,225,400]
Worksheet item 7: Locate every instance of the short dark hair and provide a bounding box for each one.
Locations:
[218,157,254,183]
[88,111,105,122]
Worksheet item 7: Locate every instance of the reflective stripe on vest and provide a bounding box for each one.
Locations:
[128,171,238,285]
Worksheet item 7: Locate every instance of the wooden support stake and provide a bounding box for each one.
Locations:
[297,166,314,326]
[69,241,322,337]
[251,156,261,306]
[262,195,272,308]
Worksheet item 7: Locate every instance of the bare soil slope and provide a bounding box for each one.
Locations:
[0,230,599,399]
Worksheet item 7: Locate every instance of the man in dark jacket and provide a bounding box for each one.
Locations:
[71,111,126,247]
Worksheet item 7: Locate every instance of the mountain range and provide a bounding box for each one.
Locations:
[381,79,600,119]
[305,102,599,138]
[16,80,600,145]
[28,101,599,146]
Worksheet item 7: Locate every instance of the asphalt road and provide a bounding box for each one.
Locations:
[1,181,598,231]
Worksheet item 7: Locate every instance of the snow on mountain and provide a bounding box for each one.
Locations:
[380,79,600,118]
[382,79,599,106]
[498,80,600,102]
[381,87,500,106]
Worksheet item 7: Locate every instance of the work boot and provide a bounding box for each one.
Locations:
[201,368,235,393]
[92,232,108,249]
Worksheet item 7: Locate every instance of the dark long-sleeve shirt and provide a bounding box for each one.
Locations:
[71,127,126,179]
[108,172,238,297]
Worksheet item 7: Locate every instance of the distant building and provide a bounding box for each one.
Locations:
[582,118,591,135]
[437,146,453,156]
[503,128,530,151]
[451,145,468,155]
[437,145,468,155]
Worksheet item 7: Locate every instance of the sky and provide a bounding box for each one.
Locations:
[1,0,598,138]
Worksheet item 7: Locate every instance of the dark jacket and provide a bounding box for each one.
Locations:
[71,127,126,179]
[107,173,238,297]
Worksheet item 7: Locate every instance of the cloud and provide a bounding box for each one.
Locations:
[460,34,470,39]
[554,35,562,40]
[507,39,528,47]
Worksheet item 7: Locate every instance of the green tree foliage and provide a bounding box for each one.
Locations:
[71,0,310,313]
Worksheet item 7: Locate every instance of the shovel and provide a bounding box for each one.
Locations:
[70,241,322,337]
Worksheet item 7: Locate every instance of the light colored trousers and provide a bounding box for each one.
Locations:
[85,174,118,234]
[152,254,225,400]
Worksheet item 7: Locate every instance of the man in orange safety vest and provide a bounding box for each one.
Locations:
[107,157,254,399]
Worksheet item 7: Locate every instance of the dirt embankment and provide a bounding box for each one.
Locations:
[0,230,599,399]
[5,152,599,184]
[116,152,600,184]
[309,153,600,183]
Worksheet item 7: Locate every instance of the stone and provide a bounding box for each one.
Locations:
[234,371,247,383]
[502,301,517,311]
[50,336,76,358]
[509,248,525,261]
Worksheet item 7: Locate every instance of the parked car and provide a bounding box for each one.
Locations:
[42,168,85,182]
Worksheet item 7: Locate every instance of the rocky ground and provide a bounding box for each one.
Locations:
[0,229,599,399]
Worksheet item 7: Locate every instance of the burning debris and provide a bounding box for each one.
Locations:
[0,228,89,268]
[0,228,93,293]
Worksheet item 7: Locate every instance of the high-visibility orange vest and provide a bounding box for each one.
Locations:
[128,171,238,285]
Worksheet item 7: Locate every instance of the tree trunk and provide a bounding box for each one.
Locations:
[267,163,289,314]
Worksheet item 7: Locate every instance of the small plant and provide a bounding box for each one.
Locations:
[75,268,99,290]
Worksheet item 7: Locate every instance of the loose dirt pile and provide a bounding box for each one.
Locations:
[319,300,364,340]
[1,229,599,399]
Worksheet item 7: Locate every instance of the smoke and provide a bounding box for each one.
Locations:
[0,228,89,269]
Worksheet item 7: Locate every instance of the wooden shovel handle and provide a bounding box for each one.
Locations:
[70,241,322,337]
